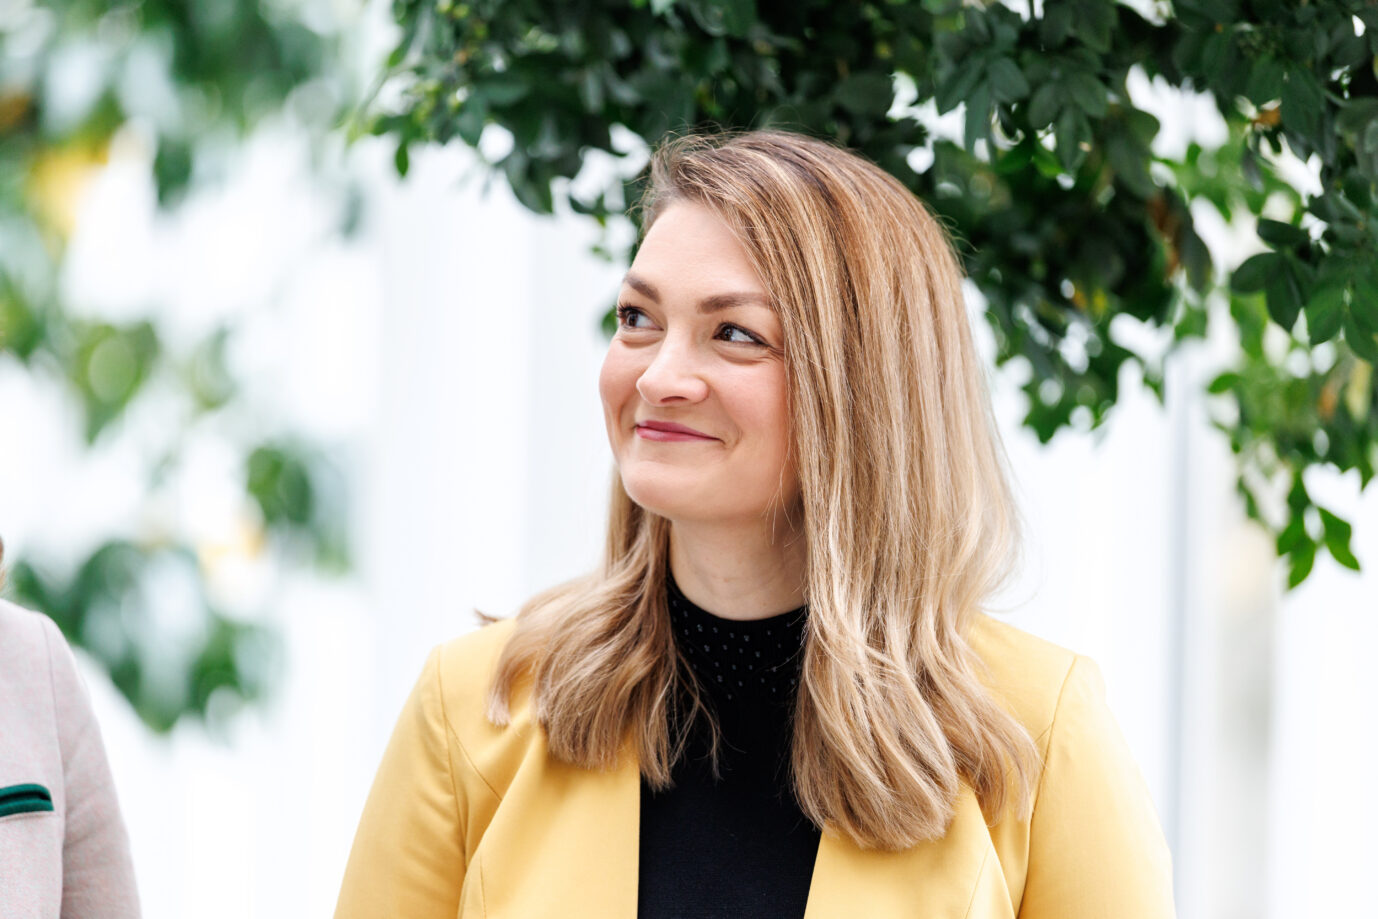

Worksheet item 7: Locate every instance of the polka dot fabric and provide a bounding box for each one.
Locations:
[666,572,807,704]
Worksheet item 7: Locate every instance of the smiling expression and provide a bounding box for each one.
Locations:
[598,202,799,526]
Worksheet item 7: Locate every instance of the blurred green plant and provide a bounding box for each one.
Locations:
[0,1,355,730]
[372,0,1378,589]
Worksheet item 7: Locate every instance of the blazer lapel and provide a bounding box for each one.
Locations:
[475,735,642,918]
[804,784,1011,919]
[477,738,1007,919]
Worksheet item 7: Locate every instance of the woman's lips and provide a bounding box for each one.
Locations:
[635,421,716,442]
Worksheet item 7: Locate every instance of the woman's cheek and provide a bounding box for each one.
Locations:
[598,348,634,412]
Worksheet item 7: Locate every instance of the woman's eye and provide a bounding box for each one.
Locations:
[616,305,651,329]
[717,324,762,345]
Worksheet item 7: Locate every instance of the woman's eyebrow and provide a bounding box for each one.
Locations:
[622,271,775,313]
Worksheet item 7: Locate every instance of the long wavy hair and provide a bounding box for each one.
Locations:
[485,129,1040,850]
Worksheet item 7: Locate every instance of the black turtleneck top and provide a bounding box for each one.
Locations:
[637,575,822,919]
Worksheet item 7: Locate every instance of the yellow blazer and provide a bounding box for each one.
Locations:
[335,615,1175,918]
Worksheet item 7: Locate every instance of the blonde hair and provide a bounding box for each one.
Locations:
[485,129,1040,850]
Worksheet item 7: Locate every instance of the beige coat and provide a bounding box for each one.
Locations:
[336,614,1176,918]
[0,599,141,919]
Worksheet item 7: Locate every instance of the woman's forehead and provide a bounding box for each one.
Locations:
[627,203,770,300]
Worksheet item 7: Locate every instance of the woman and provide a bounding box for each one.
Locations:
[335,130,1175,918]
[0,537,142,918]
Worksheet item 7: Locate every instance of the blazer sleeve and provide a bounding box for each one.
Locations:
[335,647,468,919]
[1018,655,1176,919]
[41,616,141,919]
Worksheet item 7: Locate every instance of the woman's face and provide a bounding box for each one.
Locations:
[599,201,798,526]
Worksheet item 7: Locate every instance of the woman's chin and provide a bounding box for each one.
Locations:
[621,482,694,521]
[619,470,713,522]
[620,473,783,526]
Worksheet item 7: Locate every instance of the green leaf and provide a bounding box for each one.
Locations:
[1287,473,1310,513]
[1264,259,1304,331]
[1281,68,1324,138]
[1179,223,1211,291]
[394,142,410,177]
[1361,121,1378,182]
[1319,507,1361,570]
[1305,284,1346,344]
[994,141,1033,175]
[1286,538,1316,589]
[1246,55,1286,104]
[1039,5,1074,47]
[1231,253,1279,293]
[1022,142,1059,179]
[1344,310,1378,363]
[72,321,161,444]
[511,175,555,214]
[964,84,992,153]
[1351,280,1378,340]
[1073,0,1114,52]
[1276,514,1306,554]
[1207,371,1242,394]
[1028,82,1062,128]
[1257,218,1309,249]
[834,73,896,116]
[1105,128,1155,199]
[936,62,983,114]
[153,140,194,207]
[987,57,1029,104]
[1065,71,1108,118]
[247,446,315,527]
[1054,106,1090,171]
[482,74,531,107]
[456,95,489,147]
[1337,97,1378,134]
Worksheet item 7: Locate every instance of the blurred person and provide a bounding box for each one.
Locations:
[0,536,141,918]
[335,131,1174,918]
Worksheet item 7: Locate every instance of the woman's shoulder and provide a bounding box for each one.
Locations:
[0,597,70,680]
[0,596,55,642]
[435,615,518,665]
[431,616,519,697]
[965,612,1087,740]
[0,598,94,773]
[422,617,531,765]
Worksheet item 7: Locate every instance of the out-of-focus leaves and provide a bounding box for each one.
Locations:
[0,0,355,730]
[69,321,160,443]
[248,444,315,528]
[247,442,352,572]
[4,541,275,733]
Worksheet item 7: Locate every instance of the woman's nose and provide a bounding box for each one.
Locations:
[635,337,710,405]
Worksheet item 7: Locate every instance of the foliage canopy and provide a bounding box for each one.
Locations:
[376,0,1378,588]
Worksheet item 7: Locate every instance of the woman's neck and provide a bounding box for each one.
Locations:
[667,513,807,621]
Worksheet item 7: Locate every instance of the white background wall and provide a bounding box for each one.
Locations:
[1,83,1376,919]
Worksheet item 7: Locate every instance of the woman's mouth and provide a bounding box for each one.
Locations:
[635,420,717,442]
